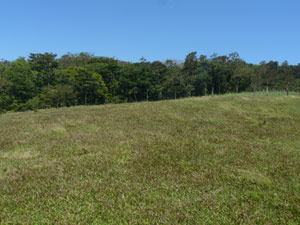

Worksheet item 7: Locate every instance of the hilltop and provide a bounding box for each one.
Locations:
[0,94,300,224]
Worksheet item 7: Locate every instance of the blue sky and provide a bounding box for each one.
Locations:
[1,0,299,64]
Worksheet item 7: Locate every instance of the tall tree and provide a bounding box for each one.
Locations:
[69,67,108,105]
[28,53,58,88]
[4,58,37,104]
[278,61,294,95]
[231,65,253,93]
[257,61,278,95]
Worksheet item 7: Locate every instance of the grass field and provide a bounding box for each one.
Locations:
[1,94,300,224]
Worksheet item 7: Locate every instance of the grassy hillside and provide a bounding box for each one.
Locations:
[1,95,300,224]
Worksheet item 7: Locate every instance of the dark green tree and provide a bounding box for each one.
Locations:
[28,53,58,88]
[69,67,108,105]
[4,58,37,104]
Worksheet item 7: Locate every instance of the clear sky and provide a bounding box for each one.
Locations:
[1,0,299,64]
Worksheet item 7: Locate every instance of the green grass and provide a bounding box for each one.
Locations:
[223,90,300,97]
[1,94,300,224]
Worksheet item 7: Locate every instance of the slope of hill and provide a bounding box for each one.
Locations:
[0,95,300,224]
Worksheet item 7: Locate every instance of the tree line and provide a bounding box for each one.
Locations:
[0,52,300,112]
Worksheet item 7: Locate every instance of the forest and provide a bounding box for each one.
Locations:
[0,52,300,112]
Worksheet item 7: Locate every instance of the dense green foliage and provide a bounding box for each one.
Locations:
[1,52,300,112]
[0,95,300,224]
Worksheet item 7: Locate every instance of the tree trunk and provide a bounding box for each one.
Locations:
[48,74,51,87]
[266,79,270,96]
[285,83,289,96]
[134,92,137,102]
[174,90,177,99]
[212,87,214,96]
[85,92,88,105]
[146,89,149,101]
[236,80,240,93]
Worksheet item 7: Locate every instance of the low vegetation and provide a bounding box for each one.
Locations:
[0,94,300,224]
